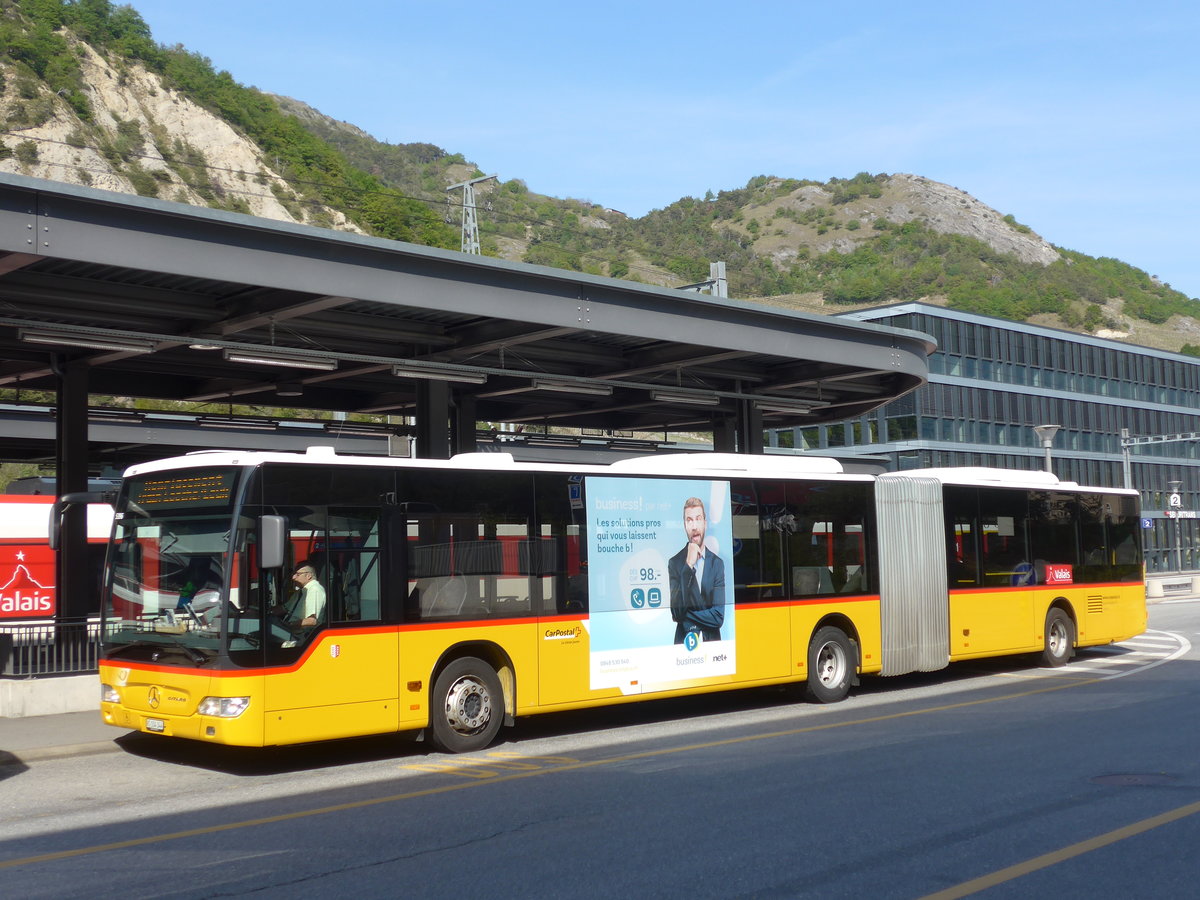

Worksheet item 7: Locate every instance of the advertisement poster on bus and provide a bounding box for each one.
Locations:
[584,476,736,692]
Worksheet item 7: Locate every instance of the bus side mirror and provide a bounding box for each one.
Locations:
[259,515,287,570]
[49,490,116,550]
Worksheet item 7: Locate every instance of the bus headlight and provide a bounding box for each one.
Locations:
[100,683,120,704]
[197,696,250,718]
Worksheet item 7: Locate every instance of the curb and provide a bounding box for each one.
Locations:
[0,740,123,767]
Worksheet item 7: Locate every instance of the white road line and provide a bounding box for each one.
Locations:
[1039,630,1193,681]
[1103,630,1191,680]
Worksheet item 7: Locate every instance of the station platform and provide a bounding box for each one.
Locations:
[0,706,123,766]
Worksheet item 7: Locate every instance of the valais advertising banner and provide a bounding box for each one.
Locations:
[0,542,55,618]
[585,476,736,693]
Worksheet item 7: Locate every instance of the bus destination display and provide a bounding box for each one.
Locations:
[128,470,237,509]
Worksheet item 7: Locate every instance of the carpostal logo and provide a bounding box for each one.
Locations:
[543,625,583,641]
[0,548,55,617]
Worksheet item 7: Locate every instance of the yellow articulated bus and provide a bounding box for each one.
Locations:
[93,448,1145,753]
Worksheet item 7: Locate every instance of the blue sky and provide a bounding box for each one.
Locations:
[128,0,1199,299]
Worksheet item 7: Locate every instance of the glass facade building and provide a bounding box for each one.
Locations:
[766,303,1200,574]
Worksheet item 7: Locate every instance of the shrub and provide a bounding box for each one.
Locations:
[15,140,39,165]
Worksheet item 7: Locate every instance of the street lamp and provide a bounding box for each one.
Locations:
[1032,424,1061,474]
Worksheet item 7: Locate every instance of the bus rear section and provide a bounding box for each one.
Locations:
[874,469,1146,676]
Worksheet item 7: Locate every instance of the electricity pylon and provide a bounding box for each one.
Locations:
[445,174,497,254]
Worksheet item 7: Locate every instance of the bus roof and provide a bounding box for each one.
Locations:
[122,446,871,482]
[121,449,1131,494]
[885,466,1137,495]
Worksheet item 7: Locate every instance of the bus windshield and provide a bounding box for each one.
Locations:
[102,468,241,665]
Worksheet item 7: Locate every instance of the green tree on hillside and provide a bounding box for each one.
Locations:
[2,0,455,248]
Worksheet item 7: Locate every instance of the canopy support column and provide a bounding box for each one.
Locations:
[453,394,477,455]
[54,359,90,620]
[713,403,764,454]
[415,380,452,459]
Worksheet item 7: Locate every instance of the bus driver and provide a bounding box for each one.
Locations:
[289,563,325,627]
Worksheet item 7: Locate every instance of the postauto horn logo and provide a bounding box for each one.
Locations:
[543,625,583,641]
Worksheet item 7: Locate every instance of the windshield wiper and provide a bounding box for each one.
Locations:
[103,637,209,666]
[102,641,148,659]
[181,645,209,666]
[162,632,210,665]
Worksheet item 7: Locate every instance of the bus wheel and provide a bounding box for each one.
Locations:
[1041,608,1075,667]
[430,657,504,753]
[805,626,854,703]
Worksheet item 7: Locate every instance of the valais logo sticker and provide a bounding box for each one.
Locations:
[0,545,56,618]
[1044,563,1074,586]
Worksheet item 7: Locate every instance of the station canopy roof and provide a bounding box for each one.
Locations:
[0,173,933,441]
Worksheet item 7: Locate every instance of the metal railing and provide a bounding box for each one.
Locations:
[0,621,101,678]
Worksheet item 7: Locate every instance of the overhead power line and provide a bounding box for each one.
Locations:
[0,130,704,287]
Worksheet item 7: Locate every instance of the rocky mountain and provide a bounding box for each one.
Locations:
[0,35,358,230]
[1,0,1197,353]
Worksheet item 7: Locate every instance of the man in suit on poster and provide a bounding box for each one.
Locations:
[668,496,726,644]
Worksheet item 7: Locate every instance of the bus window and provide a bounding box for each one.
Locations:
[399,470,536,621]
[1028,491,1078,583]
[976,487,1032,586]
[783,481,871,597]
[1079,492,1142,584]
[535,474,588,614]
[943,486,980,587]
[319,508,382,623]
[256,466,393,663]
[730,480,786,603]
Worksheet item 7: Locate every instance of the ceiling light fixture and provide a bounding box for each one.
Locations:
[650,390,721,406]
[754,399,816,416]
[196,416,279,430]
[392,363,488,384]
[530,378,613,397]
[222,348,338,371]
[19,329,156,354]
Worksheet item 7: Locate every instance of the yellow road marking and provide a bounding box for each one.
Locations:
[0,674,1121,871]
[920,799,1200,899]
[399,751,581,778]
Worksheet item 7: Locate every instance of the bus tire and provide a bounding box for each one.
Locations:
[429,656,504,753]
[805,626,854,703]
[1041,608,1075,667]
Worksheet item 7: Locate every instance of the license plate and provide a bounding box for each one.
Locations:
[146,718,165,733]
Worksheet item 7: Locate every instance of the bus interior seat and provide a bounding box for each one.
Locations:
[793,565,834,595]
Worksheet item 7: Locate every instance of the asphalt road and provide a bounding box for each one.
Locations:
[2,601,1198,899]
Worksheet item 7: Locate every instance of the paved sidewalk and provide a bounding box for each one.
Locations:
[0,709,127,766]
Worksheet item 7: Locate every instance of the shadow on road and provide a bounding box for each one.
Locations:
[108,646,1131,776]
